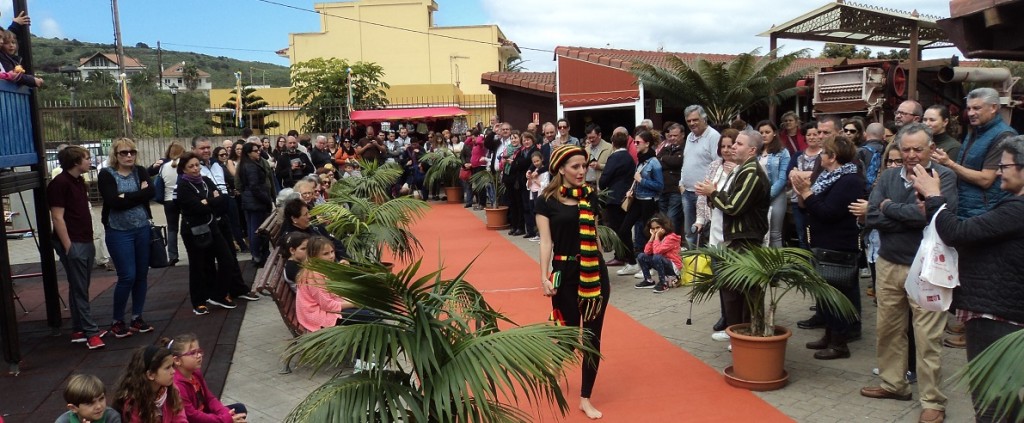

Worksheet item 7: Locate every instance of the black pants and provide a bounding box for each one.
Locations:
[551,261,610,399]
[618,199,657,265]
[507,183,524,231]
[722,240,760,326]
[965,318,1023,422]
[182,220,250,307]
[604,205,626,259]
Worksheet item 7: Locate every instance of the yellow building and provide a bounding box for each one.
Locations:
[279,0,516,125]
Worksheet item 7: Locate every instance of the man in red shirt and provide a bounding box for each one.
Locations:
[48,145,106,349]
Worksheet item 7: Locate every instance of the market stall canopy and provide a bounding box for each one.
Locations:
[758,1,953,50]
[350,107,468,123]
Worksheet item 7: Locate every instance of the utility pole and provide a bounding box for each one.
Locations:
[110,0,132,137]
[157,41,163,90]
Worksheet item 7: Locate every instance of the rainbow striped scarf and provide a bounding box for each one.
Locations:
[560,185,603,322]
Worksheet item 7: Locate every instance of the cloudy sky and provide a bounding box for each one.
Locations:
[3,0,959,71]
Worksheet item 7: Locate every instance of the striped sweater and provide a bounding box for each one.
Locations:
[707,157,771,244]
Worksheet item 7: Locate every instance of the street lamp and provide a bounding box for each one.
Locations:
[169,84,179,137]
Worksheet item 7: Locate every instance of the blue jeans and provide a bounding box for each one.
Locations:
[636,252,676,284]
[791,202,808,250]
[106,225,151,323]
[162,202,180,261]
[681,190,698,247]
[657,191,682,236]
[461,178,474,206]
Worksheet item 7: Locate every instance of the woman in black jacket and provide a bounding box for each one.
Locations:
[175,152,258,316]
[511,132,540,238]
[791,136,865,360]
[238,142,273,264]
[97,138,156,337]
[598,131,636,266]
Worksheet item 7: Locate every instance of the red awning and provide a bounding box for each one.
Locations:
[350,107,468,123]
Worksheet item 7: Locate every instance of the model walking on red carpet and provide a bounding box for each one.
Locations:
[536,144,611,419]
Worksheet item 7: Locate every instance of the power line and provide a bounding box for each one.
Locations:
[160,42,279,53]
[253,0,552,54]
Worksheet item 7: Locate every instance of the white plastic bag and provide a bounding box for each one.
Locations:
[905,204,958,311]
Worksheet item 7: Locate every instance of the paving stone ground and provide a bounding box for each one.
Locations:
[6,205,975,422]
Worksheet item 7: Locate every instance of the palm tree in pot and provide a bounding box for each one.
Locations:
[311,192,430,264]
[422,149,464,204]
[469,169,508,229]
[283,259,595,422]
[334,159,404,203]
[684,245,856,390]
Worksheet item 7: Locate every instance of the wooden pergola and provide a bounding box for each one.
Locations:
[759,1,954,100]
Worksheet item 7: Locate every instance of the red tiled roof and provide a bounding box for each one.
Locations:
[78,52,145,68]
[481,71,556,93]
[554,46,881,77]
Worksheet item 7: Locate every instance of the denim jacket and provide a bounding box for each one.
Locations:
[633,157,664,200]
[761,149,791,199]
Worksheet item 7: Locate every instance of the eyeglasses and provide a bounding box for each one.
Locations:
[178,348,203,357]
[557,125,568,129]
[895,110,919,117]
[843,128,858,134]
[997,163,1023,171]
[218,153,228,157]
[116,150,138,157]
[885,159,904,165]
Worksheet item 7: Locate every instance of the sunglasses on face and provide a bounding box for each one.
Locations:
[117,150,138,157]
[843,128,858,133]
[218,153,228,157]
[558,125,568,129]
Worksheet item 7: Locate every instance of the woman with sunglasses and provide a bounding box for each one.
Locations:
[213,146,249,253]
[841,119,865,147]
[97,138,156,338]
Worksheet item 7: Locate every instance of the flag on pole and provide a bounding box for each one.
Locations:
[120,73,133,123]
[234,71,243,127]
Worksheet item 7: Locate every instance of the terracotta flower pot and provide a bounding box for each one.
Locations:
[484,206,509,230]
[722,324,792,391]
[444,186,463,204]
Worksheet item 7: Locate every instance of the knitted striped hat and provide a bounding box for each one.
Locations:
[549,144,587,171]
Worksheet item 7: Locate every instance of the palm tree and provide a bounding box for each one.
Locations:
[333,159,404,202]
[685,245,856,337]
[283,259,592,423]
[421,149,463,188]
[630,47,812,126]
[311,192,429,264]
[955,330,1024,421]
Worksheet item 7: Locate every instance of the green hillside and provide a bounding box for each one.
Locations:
[30,36,291,88]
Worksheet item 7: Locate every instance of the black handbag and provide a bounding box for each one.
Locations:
[150,225,170,268]
[189,221,214,249]
[811,248,860,290]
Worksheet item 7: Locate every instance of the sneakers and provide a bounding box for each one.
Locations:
[633,271,644,279]
[653,283,669,294]
[86,335,106,350]
[616,264,639,276]
[72,330,107,344]
[527,236,540,242]
[711,331,730,342]
[130,317,154,333]
[193,305,210,315]
[634,280,657,289]
[207,297,237,309]
[237,291,261,301]
[109,321,133,338]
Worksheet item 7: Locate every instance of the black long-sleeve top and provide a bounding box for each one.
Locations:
[174,176,226,227]
[97,165,154,227]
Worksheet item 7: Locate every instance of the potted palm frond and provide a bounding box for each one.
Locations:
[955,330,1024,422]
[334,159,404,203]
[311,191,430,264]
[421,149,464,204]
[684,245,856,391]
[283,259,594,423]
[469,169,508,229]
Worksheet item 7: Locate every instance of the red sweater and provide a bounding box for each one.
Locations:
[173,369,232,423]
[644,233,682,269]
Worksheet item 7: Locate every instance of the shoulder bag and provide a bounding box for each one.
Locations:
[808,227,860,290]
[149,224,170,268]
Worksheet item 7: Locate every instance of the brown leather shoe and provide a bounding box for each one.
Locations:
[919,408,945,423]
[860,386,912,401]
[813,348,850,360]
[945,323,965,335]
[943,335,966,349]
[805,334,829,350]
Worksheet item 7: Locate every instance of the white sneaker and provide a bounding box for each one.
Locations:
[872,367,879,375]
[616,264,639,276]
[711,331,730,342]
[634,271,644,279]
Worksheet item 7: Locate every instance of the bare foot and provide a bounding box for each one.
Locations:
[579,397,603,419]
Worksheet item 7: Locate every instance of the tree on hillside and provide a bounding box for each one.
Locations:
[182,62,201,91]
[209,87,279,135]
[875,49,910,60]
[820,43,872,59]
[631,47,812,126]
[290,57,389,134]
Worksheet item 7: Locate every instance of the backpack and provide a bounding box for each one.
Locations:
[861,144,882,192]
